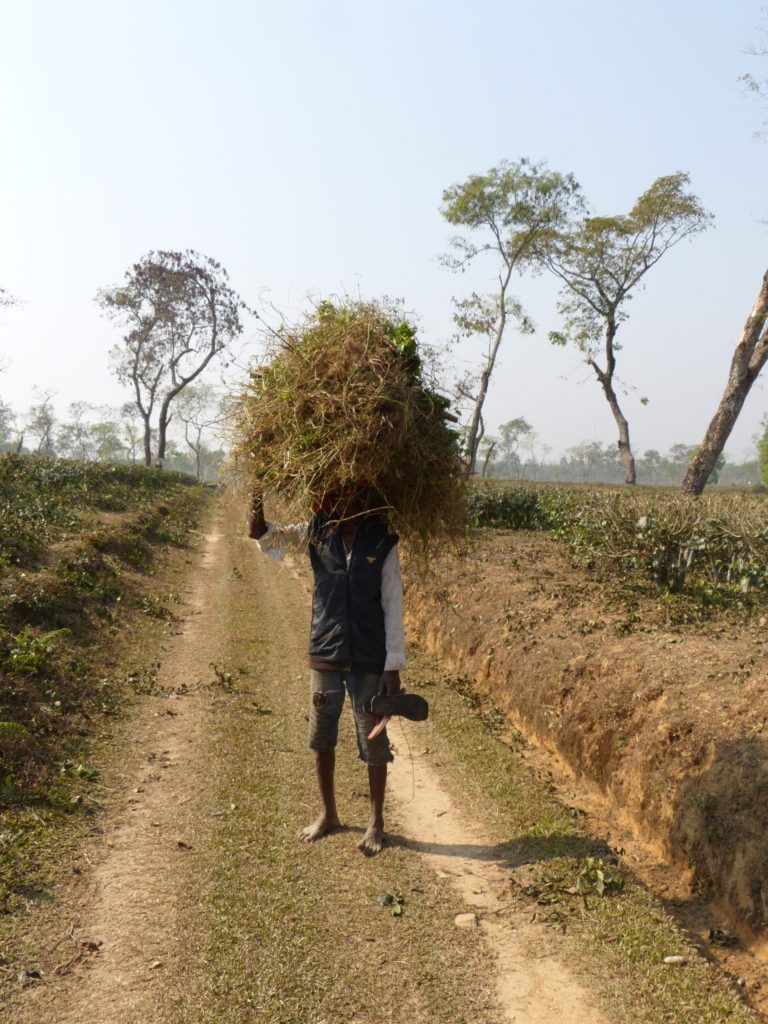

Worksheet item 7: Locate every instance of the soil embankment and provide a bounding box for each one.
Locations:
[407,529,768,946]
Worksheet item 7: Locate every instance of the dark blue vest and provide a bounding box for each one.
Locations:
[308,515,399,669]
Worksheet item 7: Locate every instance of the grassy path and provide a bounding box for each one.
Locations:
[3,495,761,1023]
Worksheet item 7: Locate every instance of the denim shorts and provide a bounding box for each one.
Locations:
[308,669,393,767]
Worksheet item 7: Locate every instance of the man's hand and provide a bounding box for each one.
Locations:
[379,670,402,696]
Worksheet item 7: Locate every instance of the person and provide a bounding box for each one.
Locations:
[248,493,406,856]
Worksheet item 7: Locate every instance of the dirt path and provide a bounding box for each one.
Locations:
[8,500,611,1022]
[389,728,607,1023]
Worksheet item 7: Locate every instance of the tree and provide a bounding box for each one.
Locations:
[173,383,224,480]
[478,434,498,478]
[98,250,246,467]
[759,416,768,486]
[669,442,695,467]
[0,400,16,452]
[25,391,56,455]
[0,288,15,314]
[119,403,143,463]
[742,10,768,135]
[57,401,95,460]
[498,417,533,478]
[542,173,712,484]
[441,159,582,474]
[682,271,768,494]
[0,289,18,386]
[90,410,127,462]
[642,449,663,479]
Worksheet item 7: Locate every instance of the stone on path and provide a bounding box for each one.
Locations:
[454,912,479,929]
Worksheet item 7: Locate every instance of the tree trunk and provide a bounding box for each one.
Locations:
[142,414,152,467]
[157,405,172,469]
[466,352,498,475]
[604,383,636,485]
[481,440,496,478]
[465,267,513,475]
[590,323,636,485]
[681,269,768,496]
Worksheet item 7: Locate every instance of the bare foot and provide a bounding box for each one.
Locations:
[298,812,340,843]
[357,821,384,856]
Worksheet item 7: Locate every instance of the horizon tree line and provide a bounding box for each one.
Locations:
[0,387,225,481]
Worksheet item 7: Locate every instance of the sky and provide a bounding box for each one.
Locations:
[0,0,767,461]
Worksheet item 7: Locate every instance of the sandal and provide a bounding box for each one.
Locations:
[366,692,429,722]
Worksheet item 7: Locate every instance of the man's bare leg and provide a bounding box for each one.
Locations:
[358,763,386,855]
[299,749,340,842]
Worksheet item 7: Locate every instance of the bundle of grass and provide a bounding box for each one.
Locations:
[231,299,466,544]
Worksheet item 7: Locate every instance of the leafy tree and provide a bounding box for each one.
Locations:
[682,270,768,494]
[759,418,768,486]
[119,403,144,463]
[542,173,712,484]
[669,442,694,466]
[498,417,533,478]
[90,412,127,462]
[0,400,16,452]
[25,391,56,455]
[98,250,246,467]
[706,450,727,485]
[57,401,95,460]
[440,159,582,474]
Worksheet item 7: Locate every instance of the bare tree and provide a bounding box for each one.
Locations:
[441,159,583,474]
[173,383,224,480]
[479,435,498,478]
[98,250,246,467]
[682,270,768,494]
[542,173,712,484]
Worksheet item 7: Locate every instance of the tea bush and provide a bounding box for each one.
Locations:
[469,482,768,598]
[0,456,209,795]
[0,453,198,567]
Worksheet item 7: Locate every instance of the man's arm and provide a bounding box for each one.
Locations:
[380,545,406,695]
[247,493,310,561]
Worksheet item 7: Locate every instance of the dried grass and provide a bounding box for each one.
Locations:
[229,299,466,544]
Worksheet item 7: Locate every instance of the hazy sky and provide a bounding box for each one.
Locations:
[1,0,767,460]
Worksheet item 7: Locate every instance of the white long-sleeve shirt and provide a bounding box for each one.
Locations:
[255,522,407,672]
